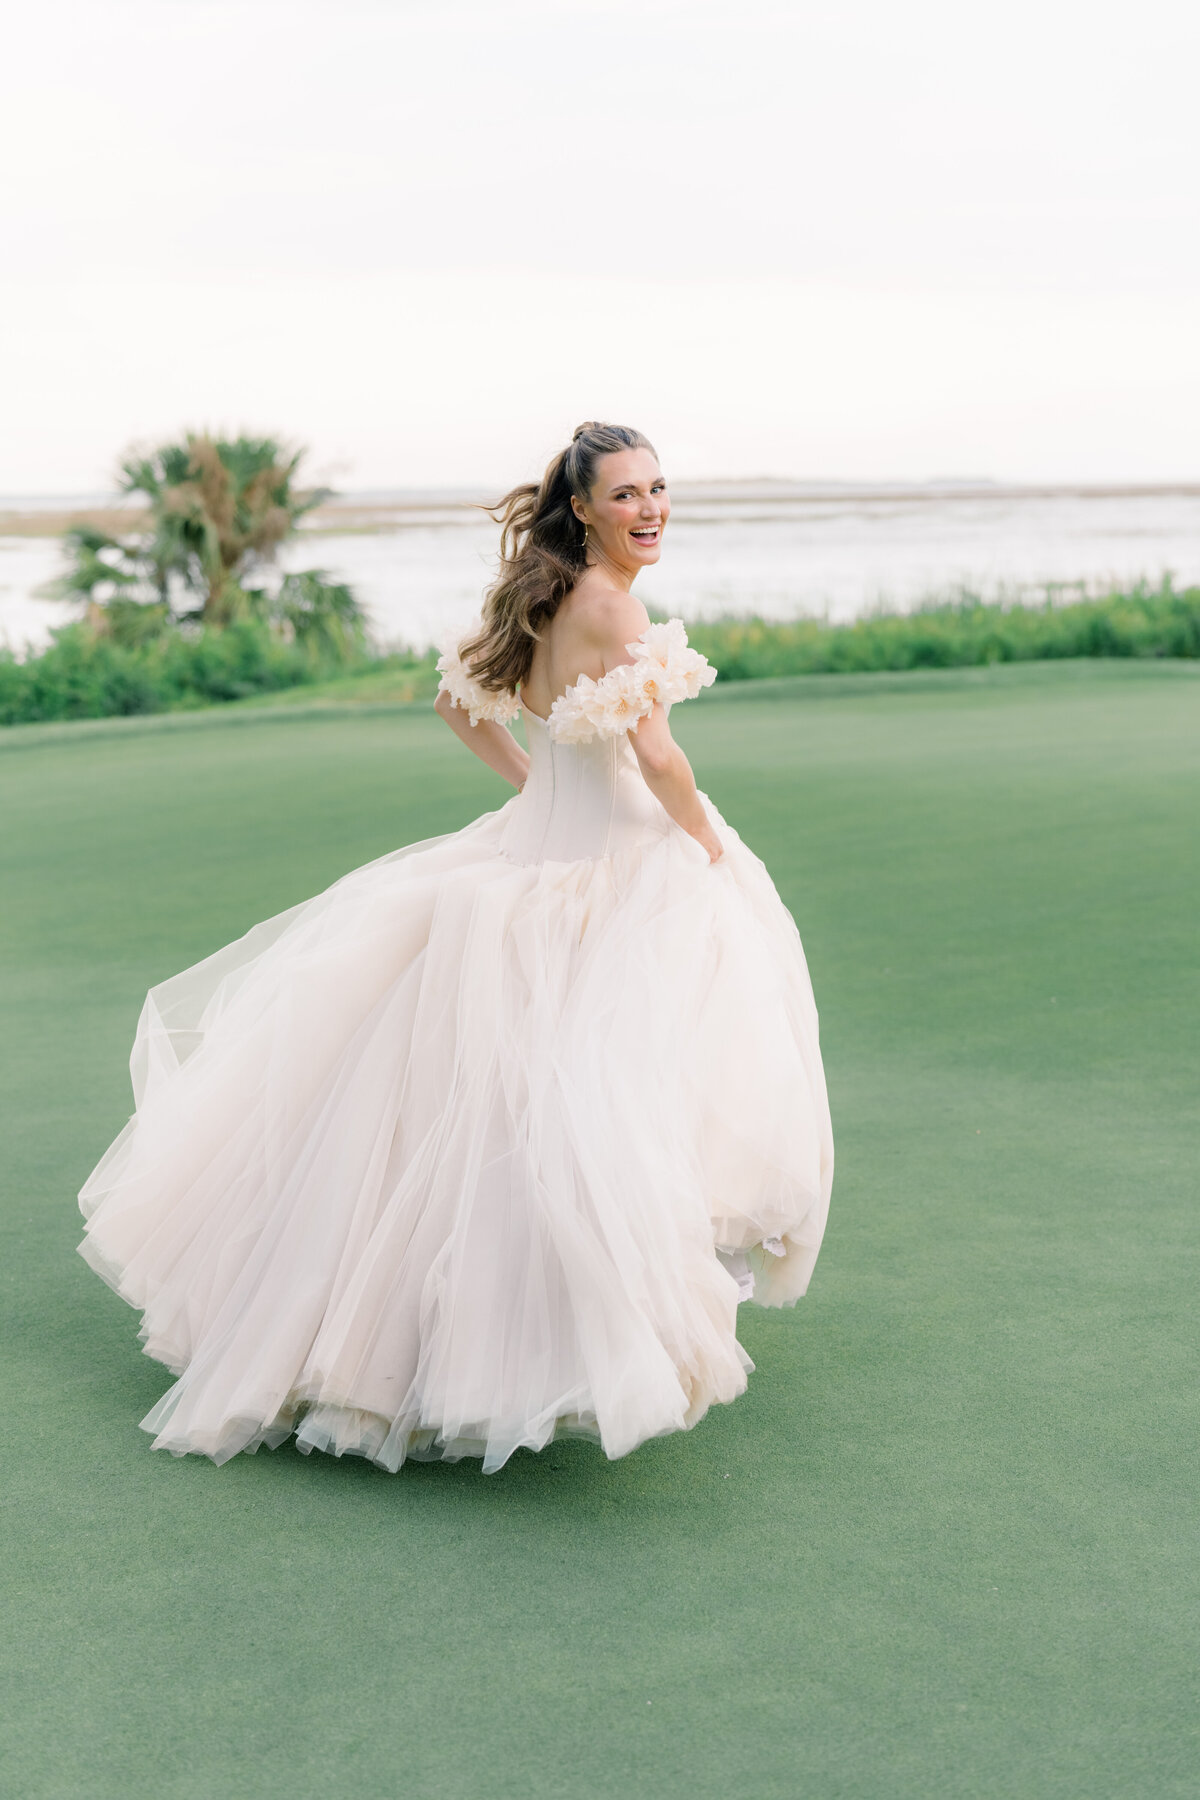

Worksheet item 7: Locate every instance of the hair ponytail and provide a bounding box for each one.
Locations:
[461,421,656,693]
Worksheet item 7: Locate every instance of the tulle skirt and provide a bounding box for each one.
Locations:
[79,796,833,1472]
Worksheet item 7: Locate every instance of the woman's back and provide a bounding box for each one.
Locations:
[501,699,668,865]
[519,584,648,721]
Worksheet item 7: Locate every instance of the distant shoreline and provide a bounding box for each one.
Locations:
[2,478,1199,540]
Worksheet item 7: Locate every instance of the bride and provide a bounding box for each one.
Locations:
[78,421,834,1474]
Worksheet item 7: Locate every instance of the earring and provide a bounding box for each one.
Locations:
[581,523,589,555]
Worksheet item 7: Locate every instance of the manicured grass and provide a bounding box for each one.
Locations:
[2,662,1197,1799]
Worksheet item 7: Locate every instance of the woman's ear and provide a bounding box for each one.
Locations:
[570,494,587,524]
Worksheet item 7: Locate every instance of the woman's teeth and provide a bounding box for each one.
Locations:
[631,526,660,542]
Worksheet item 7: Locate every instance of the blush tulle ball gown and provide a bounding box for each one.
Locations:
[78,620,834,1472]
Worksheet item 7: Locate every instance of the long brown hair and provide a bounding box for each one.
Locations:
[461,420,657,692]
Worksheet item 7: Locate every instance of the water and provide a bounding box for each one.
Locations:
[3,485,1197,657]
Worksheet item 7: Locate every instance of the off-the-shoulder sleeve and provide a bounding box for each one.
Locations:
[435,619,521,727]
[547,619,717,743]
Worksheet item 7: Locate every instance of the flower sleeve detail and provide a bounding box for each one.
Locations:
[626,619,718,705]
[546,619,717,743]
[435,619,520,727]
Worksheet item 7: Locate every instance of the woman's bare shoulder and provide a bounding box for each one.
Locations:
[569,584,651,655]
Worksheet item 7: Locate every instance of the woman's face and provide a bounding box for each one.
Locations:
[573,448,669,579]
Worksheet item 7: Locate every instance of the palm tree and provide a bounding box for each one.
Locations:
[49,431,368,660]
[275,569,367,659]
[50,428,370,662]
[119,433,330,625]
[51,525,145,631]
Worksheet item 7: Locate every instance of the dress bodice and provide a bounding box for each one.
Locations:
[435,617,718,866]
[499,705,672,864]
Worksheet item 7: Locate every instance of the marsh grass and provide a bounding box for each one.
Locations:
[685,578,1200,678]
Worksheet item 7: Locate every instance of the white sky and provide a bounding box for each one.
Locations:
[2,0,1198,492]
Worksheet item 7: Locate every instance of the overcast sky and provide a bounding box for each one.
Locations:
[3,0,1198,493]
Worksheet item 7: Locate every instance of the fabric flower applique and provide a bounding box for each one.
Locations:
[546,619,716,743]
[547,664,651,742]
[628,619,718,704]
[435,619,521,728]
[543,675,608,745]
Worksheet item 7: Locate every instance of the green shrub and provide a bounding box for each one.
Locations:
[0,619,365,726]
[5,579,1199,728]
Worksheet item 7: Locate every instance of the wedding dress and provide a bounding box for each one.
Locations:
[78,620,834,1472]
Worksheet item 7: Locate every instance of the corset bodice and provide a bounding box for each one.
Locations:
[437,618,718,865]
[498,705,672,864]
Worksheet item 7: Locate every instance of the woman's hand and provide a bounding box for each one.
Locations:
[696,825,724,864]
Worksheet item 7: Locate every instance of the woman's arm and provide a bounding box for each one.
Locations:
[581,595,722,863]
[433,687,531,790]
[628,702,723,863]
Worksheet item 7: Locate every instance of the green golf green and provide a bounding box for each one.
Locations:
[2,661,1196,1799]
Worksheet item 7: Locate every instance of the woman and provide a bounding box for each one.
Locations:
[79,421,834,1474]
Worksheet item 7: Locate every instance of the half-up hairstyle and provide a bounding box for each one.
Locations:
[461,421,657,693]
